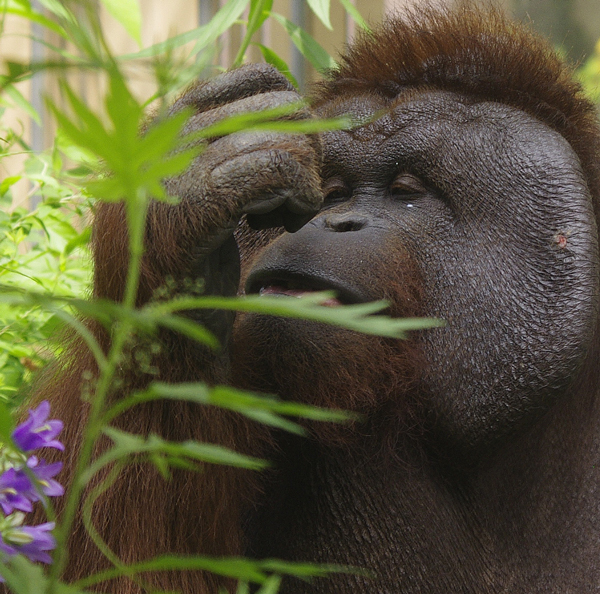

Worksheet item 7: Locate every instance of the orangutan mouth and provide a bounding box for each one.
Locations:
[247,272,364,307]
[258,284,343,307]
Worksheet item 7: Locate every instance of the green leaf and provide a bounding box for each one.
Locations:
[47,86,114,166]
[195,103,351,138]
[211,385,353,423]
[150,293,444,339]
[64,227,91,256]
[84,177,126,202]
[260,558,365,578]
[256,575,282,594]
[233,0,273,67]
[307,0,332,30]
[104,72,143,145]
[75,555,268,588]
[272,13,336,72]
[74,555,356,589]
[100,0,142,46]
[3,61,30,83]
[67,296,219,348]
[0,400,15,444]
[80,428,268,484]
[0,176,22,198]
[38,313,63,339]
[338,0,370,31]
[134,109,191,163]
[3,3,69,39]
[0,555,48,594]
[119,0,250,60]
[0,555,92,594]
[255,44,299,87]
[248,0,273,32]
[3,84,41,124]
[50,75,194,205]
[36,0,77,23]
[157,313,219,349]
[104,381,355,434]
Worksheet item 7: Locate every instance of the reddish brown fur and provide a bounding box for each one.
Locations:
[18,4,600,593]
[28,200,273,592]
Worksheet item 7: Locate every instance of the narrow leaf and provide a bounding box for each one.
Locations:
[80,428,267,484]
[3,84,41,124]
[255,44,299,87]
[74,555,356,589]
[260,558,364,578]
[0,400,15,444]
[194,103,351,138]
[150,293,444,339]
[233,0,273,67]
[272,13,336,72]
[338,0,370,31]
[36,0,77,23]
[158,314,219,349]
[100,0,142,46]
[256,575,282,594]
[248,0,273,32]
[3,6,68,38]
[119,0,249,59]
[104,381,353,433]
[307,0,332,30]
[75,556,268,588]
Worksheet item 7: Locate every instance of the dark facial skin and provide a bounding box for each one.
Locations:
[242,90,598,452]
[237,91,600,593]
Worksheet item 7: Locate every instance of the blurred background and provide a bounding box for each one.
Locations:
[2,0,599,162]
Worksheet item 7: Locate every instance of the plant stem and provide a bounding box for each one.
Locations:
[47,193,149,593]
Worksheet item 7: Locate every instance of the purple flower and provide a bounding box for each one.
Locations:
[14,522,56,564]
[0,468,33,515]
[0,458,63,516]
[0,400,63,581]
[0,520,56,564]
[27,457,64,499]
[12,401,64,453]
[0,534,17,558]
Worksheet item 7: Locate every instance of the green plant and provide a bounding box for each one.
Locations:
[0,139,91,405]
[578,37,600,106]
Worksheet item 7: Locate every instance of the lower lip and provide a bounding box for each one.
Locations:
[259,286,343,307]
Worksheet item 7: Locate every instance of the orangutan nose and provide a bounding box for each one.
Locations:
[323,212,369,233]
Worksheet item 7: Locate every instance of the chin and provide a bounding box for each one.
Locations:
[232,311,424,421]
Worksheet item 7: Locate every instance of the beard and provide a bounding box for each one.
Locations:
[232,312,426,447]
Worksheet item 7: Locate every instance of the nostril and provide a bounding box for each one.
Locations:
[335,220,364,232]
[325,213,368,232]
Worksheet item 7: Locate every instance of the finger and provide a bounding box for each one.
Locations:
[205,131,321,179]
[208,149,322,212]
[170,64,295,114]
[181,92,308,138]
[246,209,316,233]
[165,131,320,209]
[204,147,322,233]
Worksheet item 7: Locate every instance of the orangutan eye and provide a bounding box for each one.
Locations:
[390,174,427,199]
[323,178,351,206]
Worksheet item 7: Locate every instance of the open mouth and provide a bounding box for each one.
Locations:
[245,272,364,307]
